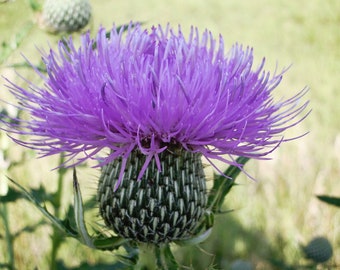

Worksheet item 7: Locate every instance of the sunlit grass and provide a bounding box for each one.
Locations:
[1,0,339,269]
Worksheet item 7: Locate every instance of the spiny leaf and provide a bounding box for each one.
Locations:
[208,156,250,213]
[6,177,78,237]
[73,168,94,247]
[73,168,127,250]
[316,195,340,207]
[92,236,128,251]
[175,228,212,247]
[176,210,214,246]
[114,244,139,266]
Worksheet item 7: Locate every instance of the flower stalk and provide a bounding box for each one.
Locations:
[135,243,157,270]
[135,243,179,270]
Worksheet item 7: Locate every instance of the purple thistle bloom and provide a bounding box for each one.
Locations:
[1,24,309,188]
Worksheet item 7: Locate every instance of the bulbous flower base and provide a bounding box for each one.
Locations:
[97,150,207,244]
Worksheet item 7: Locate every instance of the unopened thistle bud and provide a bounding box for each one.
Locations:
[303,237,333,263]
[41,0,91,33]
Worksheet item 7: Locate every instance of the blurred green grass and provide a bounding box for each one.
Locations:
[1,0,340,269]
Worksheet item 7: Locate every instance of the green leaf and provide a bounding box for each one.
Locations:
[207,156,250,213]
[60,216,78,237]
[155,244,179,270]
[6,177,78,238]
[316,195,340,207]
[176,210,214,246]
[92,236,128,251]
[176,227,212,247]
[3,182,55,205]
[61,205,77,233]
[73,168,127,250]
[109,244,138,266]
[73,168,94,248]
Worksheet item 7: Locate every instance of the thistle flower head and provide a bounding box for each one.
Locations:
[1,24,308,187]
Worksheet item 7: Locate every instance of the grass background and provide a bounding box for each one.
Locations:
[1,0,340,269]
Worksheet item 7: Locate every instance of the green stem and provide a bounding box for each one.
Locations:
[0,203,15,270]
[136,243,179,270]
[155,244,178,270]
[135,243,156,270]
[49,154,66,270]
[50,230,63,270]
[54,154,67,217]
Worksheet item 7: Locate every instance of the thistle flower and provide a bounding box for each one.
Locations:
[1,24,308,243]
